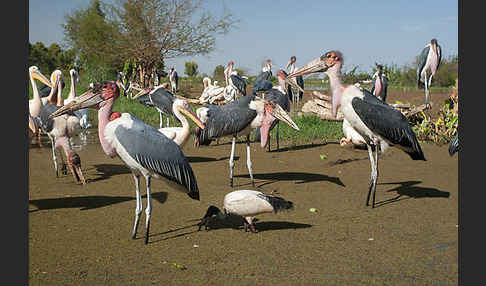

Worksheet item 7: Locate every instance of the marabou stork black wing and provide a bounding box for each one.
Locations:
[351,92,426,161]
[114,114,199,200]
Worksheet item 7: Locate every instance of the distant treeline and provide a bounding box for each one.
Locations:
[29,41,458,88]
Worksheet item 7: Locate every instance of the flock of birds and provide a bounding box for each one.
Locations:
[29,38,458,245]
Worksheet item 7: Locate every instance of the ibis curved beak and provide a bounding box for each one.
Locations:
[178,105,205,129]
[287,56,329,79]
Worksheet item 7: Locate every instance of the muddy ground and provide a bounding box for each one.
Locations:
[29,90,458,285]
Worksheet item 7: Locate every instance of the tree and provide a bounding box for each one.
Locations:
[185,61,199,77]
[63,0,124,82]
[108,0,238,87]
[213,64,225,82]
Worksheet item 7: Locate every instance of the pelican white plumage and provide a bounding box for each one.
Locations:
[64,69,92,129]
[34,69,86,184]
[198,189,294,233]
[49,80,200,244]
[199,77,226,104]
[134,96,205,149]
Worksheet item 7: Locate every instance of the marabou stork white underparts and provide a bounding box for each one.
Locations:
[288,50,426,208]
[198,189,294,233]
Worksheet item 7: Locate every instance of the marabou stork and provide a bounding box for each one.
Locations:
[193,94,300,187]
[169,67,179,94]
[370,63,388,102]
[417,38,442,106]
[224,61,247,99]
[252,59,273,94]
[286,56,305,105]
[253,69,304,151]
[198,189,294,233]
[32,68,86,184]
[135,83,180,128]
[199,77,226,104]
[288,51,426,208]
[64,69,92,129]
[449,132,459,156]
[49,80,200,244]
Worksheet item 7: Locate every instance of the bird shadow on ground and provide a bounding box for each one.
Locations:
[269,142,335,153]
[373,180,450,208]
[187,156,228,163]
[28,192,168,213]
[198,216,312,233]
[234,171,345,188]
[88,164,132,182]
[145,222,201,243]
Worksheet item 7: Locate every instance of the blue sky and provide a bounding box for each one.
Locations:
[29,0,458,76]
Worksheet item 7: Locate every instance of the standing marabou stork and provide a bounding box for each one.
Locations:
[49,80,200,244]
[224,61,247,100]
[253,70,304,151]
[198,189,294,233]
[370,63,388,102]
[288,50,426,208]
[135,83,180,128]
[193,94,300,187]
[64,69,92,129]
[33,69,86,184]
[449,132,459,156]
[417,38,442,106]
[169,67,179,94]
[286,56,305,105]
[252,59,273,95]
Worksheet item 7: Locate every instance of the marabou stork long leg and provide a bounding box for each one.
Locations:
[49,136,59,177]
[229,136,236,187]
[246,134,254,187]
[159,112,163,129]
[132,173,142,239]
[365,142,379,208]
[144,175,152,244]
[276,121,280,151]
[424,70,430,106]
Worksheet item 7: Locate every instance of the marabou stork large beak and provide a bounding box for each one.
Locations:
[177,104,205,129]
[265,100,300,131]
[283,73,305,93]
[287,51,343,118]
[131,87,151,100]
[48,82,115,118]
[287,55,331,79]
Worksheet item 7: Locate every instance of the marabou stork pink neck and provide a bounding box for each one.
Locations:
[97,97,119,157]
[326,66,345,117]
